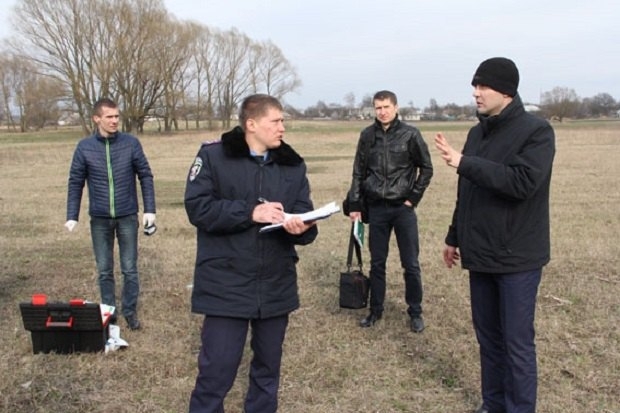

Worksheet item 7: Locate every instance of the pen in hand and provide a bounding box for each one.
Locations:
[258,197,283,210]
[255,197,287,223]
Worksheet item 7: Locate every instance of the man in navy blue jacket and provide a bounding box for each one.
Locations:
[185,94,318,413]
[65,98,156,331]
[435,58,555,413]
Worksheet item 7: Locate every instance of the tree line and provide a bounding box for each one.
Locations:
[1,0,618,134]
[301,89,619,123]
[0,0,301,134]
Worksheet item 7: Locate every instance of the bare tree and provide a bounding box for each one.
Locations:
[428,98,439,114]
[0,51,64,131]
[343,92,356,118]
[18,75,65,130]
[11,0,176,133]
[0,51,16,129]
[153,19,195,132]
[253,40,301,99]
[9,0,305,132]
[540,87,580,122]
[191,25,223,130]
[111,0,173,133]
[344,92,355,108]
[588,93,618,117]
[360,94,373,110]
[11,0,108,133]
[217,29,253,129]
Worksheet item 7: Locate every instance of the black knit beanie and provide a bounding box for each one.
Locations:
[471,57,519,97]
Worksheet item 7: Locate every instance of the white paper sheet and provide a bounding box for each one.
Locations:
[259,201,340,233]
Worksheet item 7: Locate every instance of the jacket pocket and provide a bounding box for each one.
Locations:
[389,143,409,165]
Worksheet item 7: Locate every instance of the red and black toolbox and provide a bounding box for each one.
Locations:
[19,294,112,354]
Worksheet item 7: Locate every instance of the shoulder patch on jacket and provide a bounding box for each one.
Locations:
[188,157,203,182]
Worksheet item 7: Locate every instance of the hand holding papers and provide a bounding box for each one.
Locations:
[259,201,341,233]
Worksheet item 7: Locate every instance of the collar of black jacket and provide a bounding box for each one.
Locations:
[221,126,303,166]
[477,94,525,135]
[373,114,401,132]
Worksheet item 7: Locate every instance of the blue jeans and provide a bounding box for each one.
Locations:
[367,202,423,317]
[189,315,289,413]
[90,214,139,317]
[470,269,542,413]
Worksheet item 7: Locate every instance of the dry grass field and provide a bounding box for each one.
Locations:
[1,119,618,413]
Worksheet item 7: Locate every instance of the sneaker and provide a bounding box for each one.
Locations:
[410,316,424,333]
[125,314,141,331]
[359,312,382,328]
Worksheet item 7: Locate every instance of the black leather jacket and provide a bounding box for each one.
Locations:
[347,116,433,210]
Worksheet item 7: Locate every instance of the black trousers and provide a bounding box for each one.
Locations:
[470,269,541,413]
[189,314,289,413]
[367,202,423,317]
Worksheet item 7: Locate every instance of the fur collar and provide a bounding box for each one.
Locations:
[221,126,303,166]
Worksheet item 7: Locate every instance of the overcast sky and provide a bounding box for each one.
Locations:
[1,0,619,110]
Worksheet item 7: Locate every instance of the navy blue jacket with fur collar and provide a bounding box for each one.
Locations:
[185,126,318,318]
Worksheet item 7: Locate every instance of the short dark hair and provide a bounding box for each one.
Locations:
[239,94,283,130]
[93,98,118,117]
[373,90,398,105]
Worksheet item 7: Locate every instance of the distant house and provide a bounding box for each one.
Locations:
[360,106,374,119]
[402,113,421,121]
[57,113,80,126]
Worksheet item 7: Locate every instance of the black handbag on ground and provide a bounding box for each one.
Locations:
[339,223,370,309]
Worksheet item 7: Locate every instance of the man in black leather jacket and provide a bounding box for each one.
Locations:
[346,90,433,332]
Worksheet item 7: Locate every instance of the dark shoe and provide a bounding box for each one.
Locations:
[474,404,505,413]
[359,312,382,328]
[410,316,424,333]
[125,314,141,331]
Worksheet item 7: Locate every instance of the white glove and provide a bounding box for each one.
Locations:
[65,220,78,232]
[142,213,156,228]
